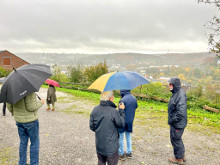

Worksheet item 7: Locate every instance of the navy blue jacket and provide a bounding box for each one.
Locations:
[168,77,187,128]
[118,90,138,133]
[90,100,125,156]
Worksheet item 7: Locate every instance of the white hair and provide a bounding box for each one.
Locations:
[100,91,113,101]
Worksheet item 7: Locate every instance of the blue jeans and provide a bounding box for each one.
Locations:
[16,120,39,165]
[118,132,132,155]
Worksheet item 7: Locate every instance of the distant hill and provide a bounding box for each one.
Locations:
[16,52,216,67]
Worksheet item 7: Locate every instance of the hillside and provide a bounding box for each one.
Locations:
[17,52,216,67]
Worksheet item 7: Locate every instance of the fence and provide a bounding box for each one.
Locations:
[59,82,220,113]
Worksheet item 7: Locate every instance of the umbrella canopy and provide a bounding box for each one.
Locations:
[0,64,52,104]
[88,71,150,92]
[45,79,60,87]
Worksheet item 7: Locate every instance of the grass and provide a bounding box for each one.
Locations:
[53,86,220,134]
[0,147,17,165]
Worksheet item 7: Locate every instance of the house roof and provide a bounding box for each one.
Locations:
[0,50,6,53]
[0,50,29,64]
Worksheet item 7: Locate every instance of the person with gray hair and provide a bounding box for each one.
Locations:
[90,91,125,165]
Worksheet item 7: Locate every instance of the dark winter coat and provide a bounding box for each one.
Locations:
[90,100,125,156]
[118,90,138,133]
[168,77,187,129]
[46,85,57,104]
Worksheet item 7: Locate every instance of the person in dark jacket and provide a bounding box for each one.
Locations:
[90,90,125,165]
[118,90,137,160]
[46,84,57,111]
[167,77,187,165]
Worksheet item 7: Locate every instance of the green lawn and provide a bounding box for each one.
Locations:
[55,87,220,135]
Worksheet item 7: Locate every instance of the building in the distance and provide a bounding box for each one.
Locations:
[0,50,29,70]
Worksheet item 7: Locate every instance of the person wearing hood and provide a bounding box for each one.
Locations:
[90,91,125,165]
[167,77,187,165]
[118,89,138,160]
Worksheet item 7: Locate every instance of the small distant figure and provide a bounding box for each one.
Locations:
[7,92,44,165]
[90,91,125,165]
[3,102,6,116]
[167,77,187,165]
[118,90,138,160]
[46,84,57,111]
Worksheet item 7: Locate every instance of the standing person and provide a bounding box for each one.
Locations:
[90,91,125,165]
[118,90,138,160]
[6,92,44,165]
[167,77,187,165]
[46,84,56,111]
[2,102,6,116]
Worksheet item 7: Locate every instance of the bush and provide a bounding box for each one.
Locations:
[84,61,108,83]
[132,82,171,99]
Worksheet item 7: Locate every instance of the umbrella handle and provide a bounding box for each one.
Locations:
[36,94,41,100]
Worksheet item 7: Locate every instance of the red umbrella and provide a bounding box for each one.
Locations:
[45,79,60,87]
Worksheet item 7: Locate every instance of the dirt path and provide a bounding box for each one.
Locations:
[0,88,219,165]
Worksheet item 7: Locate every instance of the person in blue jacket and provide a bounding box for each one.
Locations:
[118,89,138,160]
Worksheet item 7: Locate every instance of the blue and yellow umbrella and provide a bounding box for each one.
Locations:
[88,71,150,92]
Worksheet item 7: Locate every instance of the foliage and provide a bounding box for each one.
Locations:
[198,0,220,58]
[0,67,10,78]
[132,82,171,99]
[83,61,108,83]
[68,64,84,83]
[50,65,68,82]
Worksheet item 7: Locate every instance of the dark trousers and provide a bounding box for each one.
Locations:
[97,151,118,165]
[2,102,6,116]
[170,126,185,159]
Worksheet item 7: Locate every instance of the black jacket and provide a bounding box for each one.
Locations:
[168,78,187,128]
[90,100,125,156]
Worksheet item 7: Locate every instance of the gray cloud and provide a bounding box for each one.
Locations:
[0,0,218,53]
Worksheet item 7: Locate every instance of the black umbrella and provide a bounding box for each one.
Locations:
[0,64,52,104]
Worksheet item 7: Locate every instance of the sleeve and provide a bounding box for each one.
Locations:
[171,92,187,122]
[25,93,43,112]
[89,113,95,132]
[112,108,125,128]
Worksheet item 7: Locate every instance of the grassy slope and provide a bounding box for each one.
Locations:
[56,87,220,135]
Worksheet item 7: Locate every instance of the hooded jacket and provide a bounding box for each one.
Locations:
[118,90,138,133]
[6,92,43,123]
[90,100,125,156]
[168,77,187,128]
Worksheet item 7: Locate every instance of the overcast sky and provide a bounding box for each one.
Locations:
[0,0,218,54]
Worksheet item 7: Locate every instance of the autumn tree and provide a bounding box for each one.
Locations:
[84,61,108,83]
[198,0,220,58]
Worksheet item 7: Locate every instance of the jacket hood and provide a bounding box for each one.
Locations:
[168,77,181,93]
[120,90,131,97]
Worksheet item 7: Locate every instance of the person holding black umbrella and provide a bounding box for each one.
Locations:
[0,64,51,165]
[7,93,44,165]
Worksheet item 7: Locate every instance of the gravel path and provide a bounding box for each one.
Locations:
[0,88,219,165]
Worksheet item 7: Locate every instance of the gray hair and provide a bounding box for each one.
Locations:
[100,91,113,101]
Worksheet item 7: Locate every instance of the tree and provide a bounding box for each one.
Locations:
[84,61,108,83]
[50,65,68,82]
[198,0,220,58]
[68,64,84,83]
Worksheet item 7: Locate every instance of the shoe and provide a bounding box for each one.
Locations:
[119,154,126,161]
[168,157,184,165]
[126,153,132,159]
[52,109,55,111]
[46,108,51,111]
